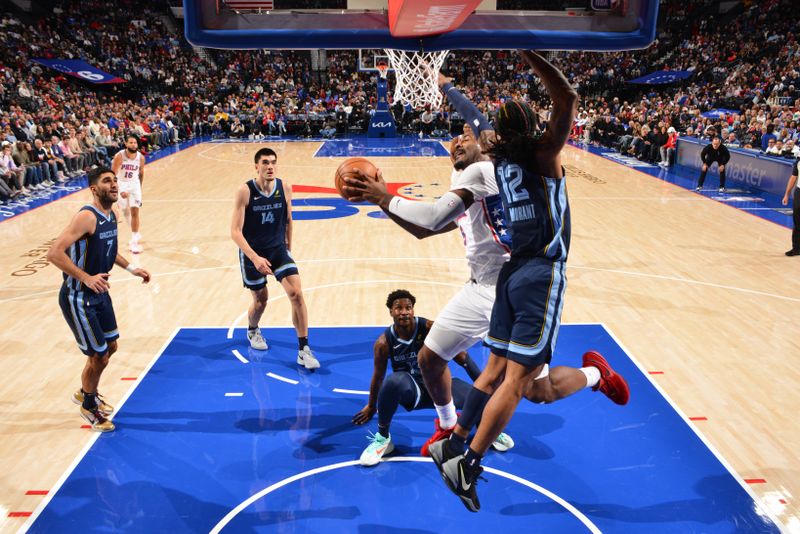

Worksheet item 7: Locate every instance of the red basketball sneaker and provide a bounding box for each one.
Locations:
[420,418,454,457]
[583,350,630,405]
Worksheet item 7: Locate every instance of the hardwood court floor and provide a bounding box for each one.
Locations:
[0,141,797,531]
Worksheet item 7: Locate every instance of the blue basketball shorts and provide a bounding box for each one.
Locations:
[58,284,119,357]
[484,257,567,368]
[239,245,299,290]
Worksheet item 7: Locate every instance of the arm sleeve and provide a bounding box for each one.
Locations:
[792,159,798,177]
[441,83,492,137]
[387,192,465,231]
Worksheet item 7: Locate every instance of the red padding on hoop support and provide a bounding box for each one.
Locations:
[388,0,482,38]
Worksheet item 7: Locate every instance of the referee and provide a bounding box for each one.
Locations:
[782,157,799,257]
[695,136,731,192]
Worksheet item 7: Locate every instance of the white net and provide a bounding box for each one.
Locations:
[384,49,449,109]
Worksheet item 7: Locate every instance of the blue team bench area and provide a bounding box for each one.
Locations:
[26,325,781,533]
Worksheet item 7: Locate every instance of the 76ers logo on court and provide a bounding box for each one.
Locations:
[290,183,417,221]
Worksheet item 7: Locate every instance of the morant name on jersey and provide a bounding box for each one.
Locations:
[494,159,570,261]
[507,203,535,223]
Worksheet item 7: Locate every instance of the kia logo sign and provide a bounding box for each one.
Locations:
[371,122,393,128]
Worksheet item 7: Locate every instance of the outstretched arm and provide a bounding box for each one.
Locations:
[519,50,578,157]
[438,74,493,138]
[343,169,474,232]
[382,208,457,239]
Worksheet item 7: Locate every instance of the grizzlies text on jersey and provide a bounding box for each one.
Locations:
[243,178,288,250]
[384,317,430,380]
[58,205,120,356]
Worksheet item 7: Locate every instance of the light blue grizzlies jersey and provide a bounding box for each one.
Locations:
[64,206,118,290]
[494,158,570,260]
[243,178,288,249]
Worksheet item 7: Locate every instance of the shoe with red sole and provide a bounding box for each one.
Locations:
[583,350,630,405]
[420,418,454,457]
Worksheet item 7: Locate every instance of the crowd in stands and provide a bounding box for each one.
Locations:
[1,0,799,202]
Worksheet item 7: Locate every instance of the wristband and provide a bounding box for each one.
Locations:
[125,265,135,273]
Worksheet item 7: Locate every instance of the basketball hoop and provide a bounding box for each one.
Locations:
[384,49,449,109]
[376,62,389,80]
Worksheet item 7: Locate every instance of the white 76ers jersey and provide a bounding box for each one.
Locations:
[116,151,142,185]
[451,160,511,285]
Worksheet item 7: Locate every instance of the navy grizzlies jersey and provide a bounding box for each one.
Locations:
[384,317,430,379]
[64,206,118,290]
[494,159,571,261]
[243,178,288,249]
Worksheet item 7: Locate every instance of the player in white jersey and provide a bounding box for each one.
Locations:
[347,124,514,455]
[345,75,624,457]
[111,136,146,253]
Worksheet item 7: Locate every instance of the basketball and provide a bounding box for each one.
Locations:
[335,157,378,200]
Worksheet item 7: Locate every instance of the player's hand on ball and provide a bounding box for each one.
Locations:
[352,405,376,425]
[84,273,110,293]
[133,268,151,283]
[343,169,388,205]
[253,256,272,275]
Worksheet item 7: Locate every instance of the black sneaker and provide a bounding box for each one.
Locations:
[428,439,461,492]
[786,249,800,257]
[440,455,485,512]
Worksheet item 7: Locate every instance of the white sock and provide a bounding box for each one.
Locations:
[434,400,457,429]
[132,232,141,243]
[580,366,601,389]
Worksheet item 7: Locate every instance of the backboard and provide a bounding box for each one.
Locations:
[184,0,659,52]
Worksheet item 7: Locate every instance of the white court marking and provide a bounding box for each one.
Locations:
[19,328,182,534]
[225,277,466,339]
[332,388,370,395]
[5,257,800,309]
[4,256,800,308]
[230,349,248,364]
[209,457,601,534]
[224,392,244,397]
[601,323,786,531]
[266,372,299,385]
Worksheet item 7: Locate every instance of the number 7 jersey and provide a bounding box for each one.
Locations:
[494,159,570,261]
[63,206,118,290]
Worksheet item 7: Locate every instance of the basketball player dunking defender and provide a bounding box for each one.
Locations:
[344,75,628,471]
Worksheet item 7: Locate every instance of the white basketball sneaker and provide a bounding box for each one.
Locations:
[247,328,268,350]
[359,432,394,466]
[297,345,320,369]
[491,432,515,452]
